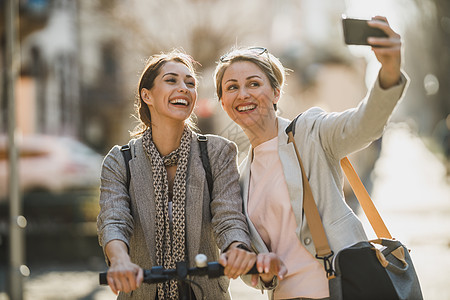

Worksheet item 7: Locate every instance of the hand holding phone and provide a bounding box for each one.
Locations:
[342,16,402,89]
[342,17,388,46]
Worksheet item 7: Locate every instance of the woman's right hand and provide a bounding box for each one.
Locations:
[367,16,402,89]
[219,242,257,279]
[252,252,287,286]
[105,240,144,295]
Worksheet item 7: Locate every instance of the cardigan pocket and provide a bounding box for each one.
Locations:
[328,211,354,228]
[326,211,368,252]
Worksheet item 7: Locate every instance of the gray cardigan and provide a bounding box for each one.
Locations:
[240,73,408,299]
[97,132,251,299]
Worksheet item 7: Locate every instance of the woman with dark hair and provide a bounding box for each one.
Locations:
[97,49,284,299]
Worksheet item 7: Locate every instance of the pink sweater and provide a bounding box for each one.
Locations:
[248,137,329,299]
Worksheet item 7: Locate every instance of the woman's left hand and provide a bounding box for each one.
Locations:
[367,16,402,89]
[219,242,257,279]
[251,252,287,287]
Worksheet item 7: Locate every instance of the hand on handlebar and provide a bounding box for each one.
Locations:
[106,258,144,295]
[251,252,287,287]
[219,242,257,279]
[104,240,144,295]
[99,255,261,299]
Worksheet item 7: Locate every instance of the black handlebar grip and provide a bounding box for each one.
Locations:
[206,262,259,278]
[99,262,260,286]
[99,272,108,285]
[247,263,259,274]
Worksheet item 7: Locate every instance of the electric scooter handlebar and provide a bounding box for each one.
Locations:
[99,254,259,285]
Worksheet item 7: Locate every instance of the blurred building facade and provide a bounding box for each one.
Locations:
[0,0,129,153]
[0,0,448,161]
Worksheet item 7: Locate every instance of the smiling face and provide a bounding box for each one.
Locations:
[220,60,280,131]
[141,61,197,126]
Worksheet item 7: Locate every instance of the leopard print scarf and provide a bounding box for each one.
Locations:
[142,126,191,299]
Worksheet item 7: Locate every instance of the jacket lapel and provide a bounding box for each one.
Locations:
[239,150,251,217]
[277,117,304,233]
[129,139,157,265]
[185,134,204,259]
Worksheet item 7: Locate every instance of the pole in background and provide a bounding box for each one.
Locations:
[6,0,28,299]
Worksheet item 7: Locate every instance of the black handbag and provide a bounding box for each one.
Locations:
[286,121,423,300]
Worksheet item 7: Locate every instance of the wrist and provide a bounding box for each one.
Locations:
[109,253,131,265]
[226,241,252,252]
[235,243,252,252]
[106,240,131,265]
[260,275,277,289]
[379,68,401,89]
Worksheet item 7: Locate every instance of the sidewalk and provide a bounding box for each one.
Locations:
[362,124,450,300]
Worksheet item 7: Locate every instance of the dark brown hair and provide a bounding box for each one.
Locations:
[132,49,199,136]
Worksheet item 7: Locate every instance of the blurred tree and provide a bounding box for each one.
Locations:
[431,0,450,119]
[409,0,450,160]
[80,0,276,142]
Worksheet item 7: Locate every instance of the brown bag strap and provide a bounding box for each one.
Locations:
[340,157,392,239]
[287,133,392,256]
[288,132,332,257]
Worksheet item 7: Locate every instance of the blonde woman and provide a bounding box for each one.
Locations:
[214,17,408,300]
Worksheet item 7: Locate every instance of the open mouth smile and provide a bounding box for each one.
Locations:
[236,104,256,112]
[169,98,189,106]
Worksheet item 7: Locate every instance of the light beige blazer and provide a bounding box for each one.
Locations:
[240,73,408,299]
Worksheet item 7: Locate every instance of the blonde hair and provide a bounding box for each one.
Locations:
[214,47,287,109]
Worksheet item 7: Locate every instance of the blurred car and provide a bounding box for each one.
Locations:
[0,134,103,201]
[0,134,104,263]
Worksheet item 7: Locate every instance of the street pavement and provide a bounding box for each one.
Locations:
[1,123,449,300]
[363,124,450,300]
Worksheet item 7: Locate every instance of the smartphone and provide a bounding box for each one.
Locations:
[342,17,388,46]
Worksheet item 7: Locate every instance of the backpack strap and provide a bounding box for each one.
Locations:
[120,144,132,191]
[197,134,213,199]
[120,137,214,199]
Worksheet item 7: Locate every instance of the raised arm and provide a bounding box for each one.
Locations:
[301,16,408,160]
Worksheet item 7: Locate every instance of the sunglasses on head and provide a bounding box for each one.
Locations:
[219,47,268,63]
